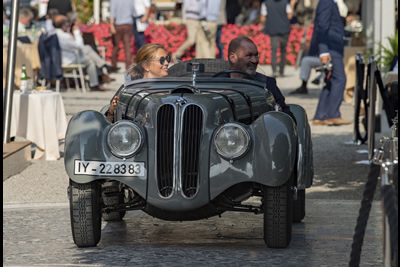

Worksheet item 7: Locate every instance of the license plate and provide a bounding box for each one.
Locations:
[74,160,145,177]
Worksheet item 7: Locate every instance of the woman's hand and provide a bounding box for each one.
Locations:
[109,96,119,114]
[107,96,119,122]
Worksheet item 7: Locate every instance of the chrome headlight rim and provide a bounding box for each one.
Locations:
[214,123,251,160]
[107,121,144,158]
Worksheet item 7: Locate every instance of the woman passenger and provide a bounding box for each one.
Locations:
[106,44,170,122]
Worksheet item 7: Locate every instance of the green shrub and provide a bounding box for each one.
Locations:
[375,32,398,73]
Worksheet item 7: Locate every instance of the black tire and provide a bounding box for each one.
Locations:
[263,179,293,248]
[69,180,102,247]
[293,189,306,223]
[102,185,126,221]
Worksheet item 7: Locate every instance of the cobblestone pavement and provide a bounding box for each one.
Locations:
[3,64,389,266]
[3,199,382,266]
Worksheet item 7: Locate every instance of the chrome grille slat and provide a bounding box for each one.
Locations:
[157,105,174,197]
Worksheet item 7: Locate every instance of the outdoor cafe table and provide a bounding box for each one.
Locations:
[5,90,68,161]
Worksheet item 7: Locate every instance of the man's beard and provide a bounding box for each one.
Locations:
[246,63,258,75]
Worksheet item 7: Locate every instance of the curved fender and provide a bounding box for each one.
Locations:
[64,110,148,199]
[250,111,297,187]
[209,111,297,200]
[288,104,314,189]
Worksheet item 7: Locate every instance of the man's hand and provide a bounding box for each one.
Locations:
[275,103,282,112]
[320,54,332,65]
[140,16,148,23]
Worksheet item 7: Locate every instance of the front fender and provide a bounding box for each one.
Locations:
[288,104,314,189]
[209,111,297,200]
[64,110,148,199]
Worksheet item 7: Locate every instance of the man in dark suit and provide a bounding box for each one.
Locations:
[309,0,351,126]
[225,36,296,123]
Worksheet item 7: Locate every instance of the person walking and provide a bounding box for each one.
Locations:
[172,0,203,61]
[196,0,222,59]
[289,55,322,94]
[309,0,351,126]
[260,0,297,77]
[109,0,134,70]
[132,0,151,53]
[216,0,227,59]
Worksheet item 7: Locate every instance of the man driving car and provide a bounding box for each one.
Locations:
[225,36,296,123]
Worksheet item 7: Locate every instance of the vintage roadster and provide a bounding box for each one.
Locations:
[65,59,313,248]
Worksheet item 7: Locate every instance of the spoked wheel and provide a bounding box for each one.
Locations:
[102,183,126,221]
[293,189,306,223]
[263,179,293,248]
[69,180,102,247]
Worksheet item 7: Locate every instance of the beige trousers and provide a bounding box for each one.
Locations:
[195,21,218,59]
[175,19,201,58]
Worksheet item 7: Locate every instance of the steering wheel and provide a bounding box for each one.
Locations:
[212,70,257,81]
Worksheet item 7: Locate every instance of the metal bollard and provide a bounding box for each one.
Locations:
[368,58,377,161]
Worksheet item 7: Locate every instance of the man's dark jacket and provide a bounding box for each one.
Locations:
[38,33,63,81]
[308,0,344,58]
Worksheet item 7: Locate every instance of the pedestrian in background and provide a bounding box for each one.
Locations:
[172,0,203,61]
[109,0,134,70]
[260,0,297,77]
[17,7,33,34]
[44,8,58,34]
[226,0,242,24]
[310,0,351,126]
[132,0,151,53]
[216,0,227,59]
[196,0,222,59]
[53,14,113,91]
[289,55,321,94]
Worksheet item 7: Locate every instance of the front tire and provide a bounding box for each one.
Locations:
[263,179,293,248]
[69,180,102,247]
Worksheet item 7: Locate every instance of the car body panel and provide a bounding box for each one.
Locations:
[65,75,311,215]
[288,104,314,189]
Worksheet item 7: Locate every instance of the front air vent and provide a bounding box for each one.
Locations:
[156,105,175,197]
[181,105,203,198]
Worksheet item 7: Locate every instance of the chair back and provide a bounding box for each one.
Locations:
[38,32,63,80]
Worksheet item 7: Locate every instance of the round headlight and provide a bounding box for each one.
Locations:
[107,121,143,157]
[214,123,250,160]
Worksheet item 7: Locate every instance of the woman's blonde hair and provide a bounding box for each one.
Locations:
[135,43,165,63]
[126,44,166,80]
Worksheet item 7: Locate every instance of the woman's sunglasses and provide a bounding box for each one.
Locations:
[157,56,171,65]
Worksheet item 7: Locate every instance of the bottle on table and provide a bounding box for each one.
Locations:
[20,64,28,92]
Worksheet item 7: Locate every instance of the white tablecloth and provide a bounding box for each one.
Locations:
[7,90,68,160]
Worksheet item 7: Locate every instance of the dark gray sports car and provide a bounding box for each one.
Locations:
[64,59,313,248]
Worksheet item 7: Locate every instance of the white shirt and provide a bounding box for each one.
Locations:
[133,0,151,18]
[54,28,84,65]
[45,19,55,34]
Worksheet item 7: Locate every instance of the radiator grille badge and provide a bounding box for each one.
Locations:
[174,97,187,106]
